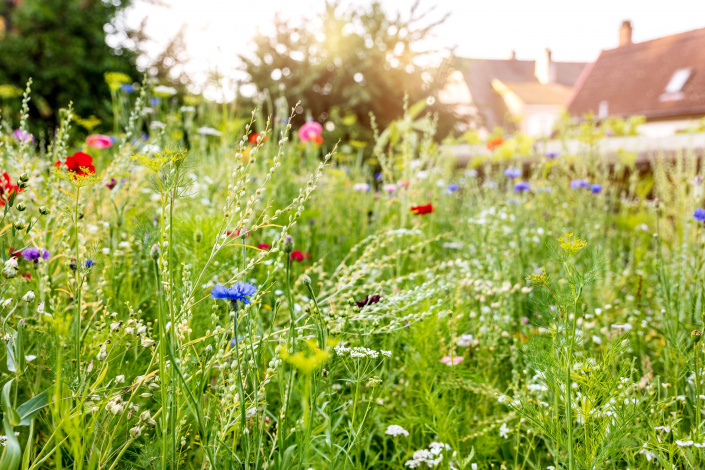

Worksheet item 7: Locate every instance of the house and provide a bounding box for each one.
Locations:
[568,21,705,137]
[439,51,587,137]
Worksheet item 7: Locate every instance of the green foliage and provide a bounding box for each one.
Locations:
[0,0,137,127]
[240,0,454,151]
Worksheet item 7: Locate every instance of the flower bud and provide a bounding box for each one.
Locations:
[19,173,29,183]
[39,206,49,216]
[22,290,35,304]
[16,203,26,212]
[301,275,311,286]
[693,330,702,343]
[150,244,161,260]
[13,221,26,231]
[283,235,294,254]
[194,230,203,243]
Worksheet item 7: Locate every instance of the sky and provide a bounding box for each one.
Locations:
[125,0,705,98]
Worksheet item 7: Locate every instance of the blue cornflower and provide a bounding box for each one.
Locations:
[374,172,383,181]
[504,168,522,179]
[570,179,590,190]
[591,184,603,194]
[546,152,559,159]
[211,282,257,304]
[229,335,244,348]
[120,84,134,93]
[85,259,95,268]
[447,183,460,193]
[694,208,705,222]
[150,97,160,105]
[514,182,531,193]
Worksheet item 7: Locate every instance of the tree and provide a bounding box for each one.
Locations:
[239,0,455,149]
[0,0,138,128]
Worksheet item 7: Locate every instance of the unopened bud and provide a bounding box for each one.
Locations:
[693,330,702,343]
[194,230,203,243]
[16,203,26,212]
[283,235,294,254]
[301,275,311,286]
[150,244,161,260]
[39,206,49,215]
[19,173,29,183]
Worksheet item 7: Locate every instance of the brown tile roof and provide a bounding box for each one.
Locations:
[568,27,705,119]
[455,58,587,130]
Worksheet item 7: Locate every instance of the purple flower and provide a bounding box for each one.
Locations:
[504,168,522,179]
[150,97,160,105]
[546,152,559,159]
[211,282,257,304]
[22,247,50,262]
[571,179,590,190]
[106,178,118,190]
[591,184,603,194]
[13,129,34,143]
[514,182,531,193]
[447,183,460,193]
[694,208,705,222]
[120,84,134,93]
[85,259,95,268]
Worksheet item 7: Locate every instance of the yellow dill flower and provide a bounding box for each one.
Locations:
[131,147,188,173]
[557,232,587,255]
[526,267,548,286]
[53,167,102,188]
[280,339,330,375]
[104,72,131,92]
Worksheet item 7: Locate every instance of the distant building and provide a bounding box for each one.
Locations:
[568,21,705,137]
[439,50,587,137]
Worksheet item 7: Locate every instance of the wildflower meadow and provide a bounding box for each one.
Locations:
[2,79,705,470]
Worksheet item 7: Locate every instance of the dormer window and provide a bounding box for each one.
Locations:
[665,68,691,93]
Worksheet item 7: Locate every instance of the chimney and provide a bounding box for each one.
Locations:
[535,48,555,84]
[619,20,632,46]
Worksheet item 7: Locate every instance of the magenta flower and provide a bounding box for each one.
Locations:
[298,121,323,142]
[13,129,34,143]
[86,134,113,149]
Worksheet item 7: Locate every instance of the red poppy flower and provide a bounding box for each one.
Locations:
[21,273,31,280]
[486,136,504,151]
[257,243,271,250]
[0,173,22,206]
[56,151,96,176]
[410,203,434,215]
[8,247,22,258]
[290,250,311,262]
[313,135,324,145]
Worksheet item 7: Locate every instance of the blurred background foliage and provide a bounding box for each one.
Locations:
[0,0,456,148]
[0,0,138,127]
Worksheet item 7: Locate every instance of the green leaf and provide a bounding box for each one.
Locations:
[5,340,16,373]
[0,415,21,470]
[16,387,51,426]
[1,380,20,427]
[15,325,25,375]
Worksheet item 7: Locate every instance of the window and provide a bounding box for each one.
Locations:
[665,68,692,93]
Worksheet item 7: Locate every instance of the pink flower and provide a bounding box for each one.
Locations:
[440,356,463,366]
[298,122,323,142]
[86,134,113,149]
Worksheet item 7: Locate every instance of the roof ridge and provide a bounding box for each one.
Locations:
[602,25,705,52]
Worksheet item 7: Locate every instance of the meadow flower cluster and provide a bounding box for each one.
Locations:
[0,79,704,470]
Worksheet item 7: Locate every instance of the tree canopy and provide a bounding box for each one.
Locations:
[0,0,138,127]
[240,0,455,147]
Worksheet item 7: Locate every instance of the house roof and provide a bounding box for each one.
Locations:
[568,27,705,119]
[500,81,574,105]
[455,58,587,130]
